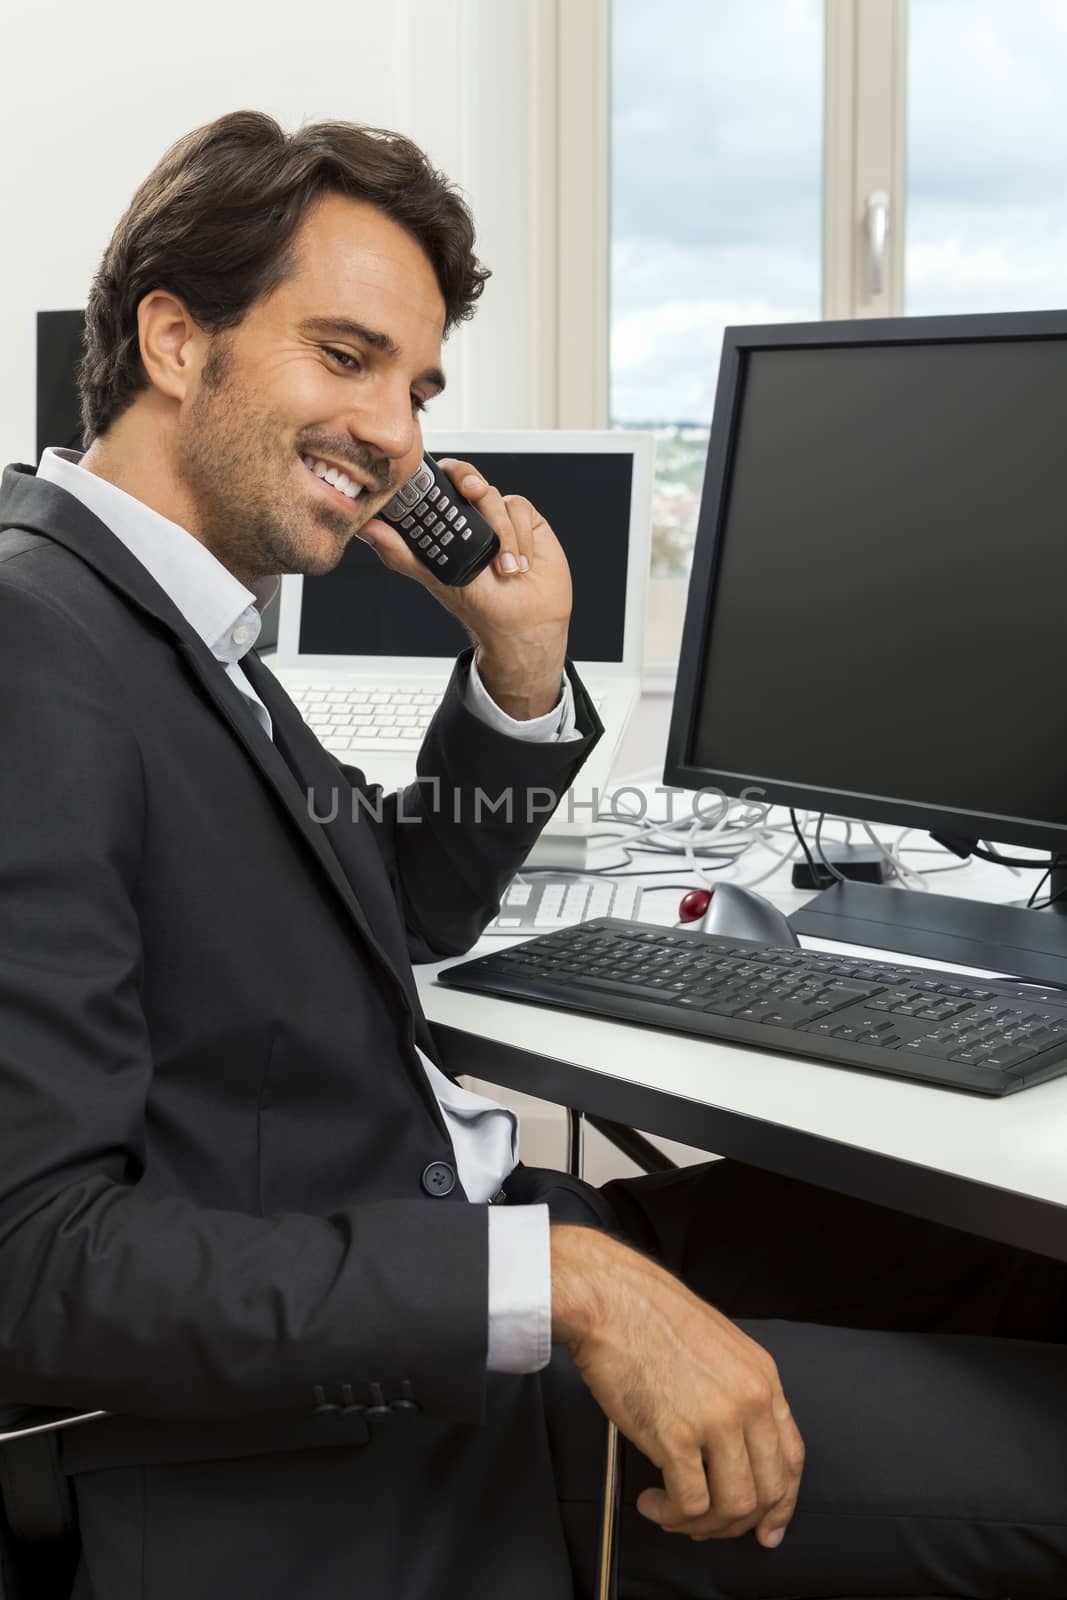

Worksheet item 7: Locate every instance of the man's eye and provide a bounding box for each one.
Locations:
[411,395,431,415]
[324,346,361,371]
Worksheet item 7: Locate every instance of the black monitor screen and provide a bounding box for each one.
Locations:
[297,451,633,661]
[36,311,87,460]
[680,332,1067,844]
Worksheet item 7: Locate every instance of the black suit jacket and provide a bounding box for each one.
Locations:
[0,463,603,1482]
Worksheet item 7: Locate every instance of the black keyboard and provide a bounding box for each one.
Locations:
[438,919,1067,1096]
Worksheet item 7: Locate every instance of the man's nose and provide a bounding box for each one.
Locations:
[347,385,418,471]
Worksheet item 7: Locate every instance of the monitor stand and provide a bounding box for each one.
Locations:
[790,870,1067,988]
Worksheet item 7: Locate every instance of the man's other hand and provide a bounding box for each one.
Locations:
[550,1224,805,1549]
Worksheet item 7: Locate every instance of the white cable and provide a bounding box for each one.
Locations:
[857,820,928,892]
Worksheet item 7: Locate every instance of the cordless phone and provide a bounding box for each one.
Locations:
[379,455,500,587]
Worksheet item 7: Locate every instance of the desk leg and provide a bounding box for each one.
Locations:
[565,1108,621,1600]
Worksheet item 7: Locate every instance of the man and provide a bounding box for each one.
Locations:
[1,110,1066,1600]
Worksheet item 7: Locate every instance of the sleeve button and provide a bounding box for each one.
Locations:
[390,1380,420,1415]
[339,1383,365,1419]
[366,1382,391,1419]
[311,1384,340,1417]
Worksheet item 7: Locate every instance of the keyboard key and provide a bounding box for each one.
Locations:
[984,1043,1043,1070]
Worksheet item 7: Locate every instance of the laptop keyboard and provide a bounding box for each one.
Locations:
[290,681,604,754]
[483,875,644,935]
[290,685,441,752]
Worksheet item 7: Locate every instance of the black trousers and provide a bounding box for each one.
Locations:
[541,1158,1067,1598]
[62,1161,1067,1599]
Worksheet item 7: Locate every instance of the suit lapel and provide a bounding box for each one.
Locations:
[240,651,425,1019]
[0,465,429,1044]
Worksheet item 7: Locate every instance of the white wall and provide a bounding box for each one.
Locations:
[2,0,700,1179]
[0,0,556,466]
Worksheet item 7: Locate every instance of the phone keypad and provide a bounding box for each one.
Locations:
[379,459,500,580]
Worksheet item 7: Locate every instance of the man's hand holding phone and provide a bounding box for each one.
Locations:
[359,457,573,722]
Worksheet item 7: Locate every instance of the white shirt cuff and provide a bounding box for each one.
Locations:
[465,657,582,743]
[486,1203,552,1373]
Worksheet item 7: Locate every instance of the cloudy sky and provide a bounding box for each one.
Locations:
[610,0,1067,424]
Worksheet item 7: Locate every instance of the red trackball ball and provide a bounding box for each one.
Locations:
[678,889,713,923]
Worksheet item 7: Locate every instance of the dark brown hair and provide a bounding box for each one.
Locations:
[78,111,491,441]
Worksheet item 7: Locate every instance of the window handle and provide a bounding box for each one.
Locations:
[866,189,890,296]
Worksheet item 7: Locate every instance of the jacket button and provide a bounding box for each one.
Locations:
[421,1161,456,1197]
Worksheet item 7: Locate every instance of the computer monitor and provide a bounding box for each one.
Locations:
[664,309,1067,980]
[36,310,87,459]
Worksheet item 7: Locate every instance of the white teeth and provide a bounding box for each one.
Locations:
[303,454,363,499]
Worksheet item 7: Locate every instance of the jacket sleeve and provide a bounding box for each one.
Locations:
[0,580,488,1426]
[338,647,604,960]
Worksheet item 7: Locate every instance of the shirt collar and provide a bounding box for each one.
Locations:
[36,448,280,664]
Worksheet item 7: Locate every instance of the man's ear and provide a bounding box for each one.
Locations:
[136,291,206,405]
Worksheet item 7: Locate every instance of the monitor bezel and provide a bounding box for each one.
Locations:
[663,308,1067,856]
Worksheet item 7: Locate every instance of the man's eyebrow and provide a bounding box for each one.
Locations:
[298,316,446,393]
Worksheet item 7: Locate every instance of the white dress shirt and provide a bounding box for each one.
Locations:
[37,446,564,1376]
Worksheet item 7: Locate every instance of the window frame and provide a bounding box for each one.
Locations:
[550,0,908,678]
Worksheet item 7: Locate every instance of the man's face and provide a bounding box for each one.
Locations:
[175,193,448,582]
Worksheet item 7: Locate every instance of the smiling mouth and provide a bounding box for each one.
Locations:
[300,453,367,506]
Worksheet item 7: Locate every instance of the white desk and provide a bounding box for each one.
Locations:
[416,831,1067,1263]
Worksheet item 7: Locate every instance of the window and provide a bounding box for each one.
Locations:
[589,0,1067,669]
[610,0,825,664]
[906,0,1067,315]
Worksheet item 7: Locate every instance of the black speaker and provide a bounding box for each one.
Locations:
[36,310,86,463]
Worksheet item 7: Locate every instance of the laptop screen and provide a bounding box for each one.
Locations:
[297,450,633,661]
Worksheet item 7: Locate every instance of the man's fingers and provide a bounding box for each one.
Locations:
[739,1414,792,1545]
[754,1408,805,1548]
[699,1427,760,1535]
[503,493,535,573]
[358,519,446,591]
[465,479,520,575]
[637,1447,710,1529]
[436,457,524,577]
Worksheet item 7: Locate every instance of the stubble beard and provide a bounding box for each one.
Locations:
[176,340,356,586]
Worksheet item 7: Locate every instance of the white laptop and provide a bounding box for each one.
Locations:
[269,429,653,869]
